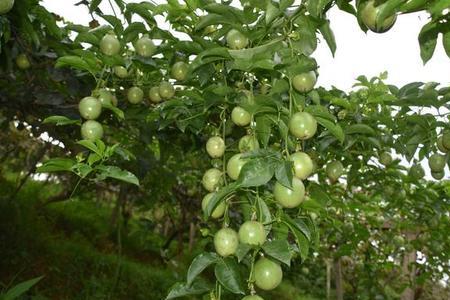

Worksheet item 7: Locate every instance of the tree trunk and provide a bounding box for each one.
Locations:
[334,258,344,300]
[326,259,331,300]
[188,222,196,252]
[401,233,417,300]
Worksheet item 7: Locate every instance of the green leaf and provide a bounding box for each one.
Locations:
[165,279,211,300]
[418,21,439,64]
[187,252,219,286]
[255,115,272,147]
[96,165,140,186]
[308,183,332,206]
[262,240,292,266]
[89,0,102,13]
[204,182,239,218]
[265,2,280,25]
[103,102,125,119]
[3,276,43,300]
[443,31,450,59]
[195,13,234,30]
[319,19,336,56]
[375,0,402,27]
[345,124,376,135]
[123,22,147,43]
[42,116,81,126]
[77,140,103,156]
[429,0,450,17]
[214,257,245,295]
[125,2,156,26]
[275,161,293,189]
[55,56,99,74]
[256,197,272,236]
[316,117,345,143]
[235,243,252,263]
[307,0,332,17]
[37,158,76,173]
[292,16,318,56]
[283,215,311,241]
[72,163,94,178]
[237,158,274,187]
[101,15,124,35]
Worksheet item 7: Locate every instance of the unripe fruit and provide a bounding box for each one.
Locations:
[254,257,283,291]
[379,152,392,166]
[159,81,175,99]
[135,35,156,57]
[114,66,128,78]
[290,152,314,180]
[429,154,446,172]
[202,193,226,219]
[326,160,344,182]
[292,71,317,93]
[206,136,225,158]
[171,61,189,81]
[16,54,31,70]
[100,34,120,56]
[148,87,163,103]
[238,221,266,246]
[226,29,249,50]
[409,164,425,180]
[81,120,104,141]
[0,0,14,14]
[238,135,259,153]
[431,170,445,180]
[359,0,397,33]
[289,112,317,140]
[127,87,144,104]
[96,89,113,106]
[273,177,305,208]
[79,96,102,120]
[437,136,449,153]
[202,168,223,192]
[214,228,239,257]
[227,153,247,180]
[231,106,251,127]
[242,296,264,300]
[442,132,450,150]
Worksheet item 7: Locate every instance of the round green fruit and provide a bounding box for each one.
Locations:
[301,267,309,275]
[273,177,305,208]
[238,221,266,246]
[359,0,397,33]
[206,136,225,158]
[326,160,344,182]
[79,96,102,120]
[159,81,175,99]
[393,235,405,247]
[16,54,30,70]
[214,228,239,257]
[254,257,283,291]
[242,296,264,300]
[231,106,251,127]
[127,87,144,104]
[135,35,156,57]
[409,164,425,180]
[437,136,449,153]
[171,61,189,81]
[0,0,14,14]
[100,34,120,56]
[202,168,223,192]
[227,154,247,180]
[442,132,450,150]
[81,120,104,141]
[292,71,317,93]
[148,87,163,103]
[379,152,392,166]
[202,193,226,219]
[290,152,314,180]
[289,112,317,140]
[153,207,165,221]
[431,170,445,180]
[238,135,259,153]
[96,89,113,107]
[226,29,249,50]
[114,66,128,78]
[429,153,446,172]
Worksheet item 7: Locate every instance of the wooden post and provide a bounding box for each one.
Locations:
[334,257,344,300]
[400,232,417,300]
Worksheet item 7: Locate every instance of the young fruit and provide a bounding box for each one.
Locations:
[442,131,450,150]
[206,136,225,158]
[81,120,104,141]
[409,164,425,180]
[0,0,14,14]
[253,257,283,291]
[393,235,405,247]
[437,136,449,153]
[171,61,189,81]
[114,66,128,78]
[16,54,31,70]
[359,0,397,33]
[326,160,344,182]
[292,71,317,93]
[289,112,317,140]
[79,96,102,120]
[96,89,113,106]
[226,29,249,50]
[214,228,239,257]
[159,81,175,99]
[153,207,165,221]
[290,152,314,180]
[273,177,305,208]
[202,193,226,219]
[100,33,120,56]
[135,35,156,57]
[428,153,446,172]
[202,168,223,192]
[231,106,251,127]
[301,267,310,275]
[242,296,264,300]
[227,153,247,180]
[379,152,392,166]
[148,87,162,103]
[238,135,260,153]
[238,221,266,246]
[127,87,144,104]
[431,170,445,180]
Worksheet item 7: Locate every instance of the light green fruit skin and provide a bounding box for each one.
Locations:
[242,296,264,300]
[409,164,425,179]
[289,112,317,140]
[127,87,144,104]
[100,34,120,56]
[214,228,239,257]
[114,66,128,78]
[290,152,314,180]
[159,81,175,99]
[226,29,249,50]
[379,152,392,166]
[231,106,251,127]
[227,153,247,180]
[360,0,397,33]
[292,71,317,93]
[326,160,344,181]
[96,89,113,107]
[79,96,102,120]
[273,177,305,208]
[437,136,449,153]
[206,136,225,158]
[238,135,259,153]
[238,221,266,246]
[202,193,226,219]
[135,36,156,57]
[429,154,446,172]
[171,61,189,81]
[0,0,14,14]
[202,168,223,192]
[81,120,104,141]
[148,87,163,103]
[442,132,450,150]
[253,258,283,291]
[432,170,445,180]
[16,54,31,69]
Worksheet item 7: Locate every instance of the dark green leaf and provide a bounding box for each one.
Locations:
[36,158,76,173]
[42,116,81,126]
[418,21,439,64]
[204,182,239,218]
[316,117,345,143]
[165,279,211,299]
[214,257,245,294]
[3,276,43,300]
[319,19,336,56]
[187,253,219,286]
[275,161,293,189]
[96,165,140,186]
[262,240,292,266]
[237,158,275,187]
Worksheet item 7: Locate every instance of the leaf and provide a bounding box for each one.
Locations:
[103,102,125,119]
[122,22,147,43]
[165,279,211,300]
[375,0,402,27]
[418,21,439,64]
[89,0,102,13]
[292,16,318,56]
[77,140,103,156]
[235,243,252,263]
[255,115,272,148]
[345,124,376,135]
[195,13,234,30]
[187,252,219,286]
[101,15,124,35]
[37,158,76,173]
[3,276,43,300]
[265,2,280,25]
[204,182,239,218]
[443,31,450,59]
[308,183,332,206]
[316,117,345,143]
[429,0,450,17]
[283,215,311,241]
[319,19,336,56]
[55,56,99,74]
[237,158,274,187]
[42,116,81,126]
[125,2,156,26]
[262,240,292,266]
[275,161,293,189]
[96,165,140,186]
[307,0,332,17]
[214,257,245,294]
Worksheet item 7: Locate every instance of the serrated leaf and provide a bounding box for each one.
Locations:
[187,253,219,286]
[214,257,245,294]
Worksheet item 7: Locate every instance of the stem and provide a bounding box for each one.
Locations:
[68,177,83,200]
